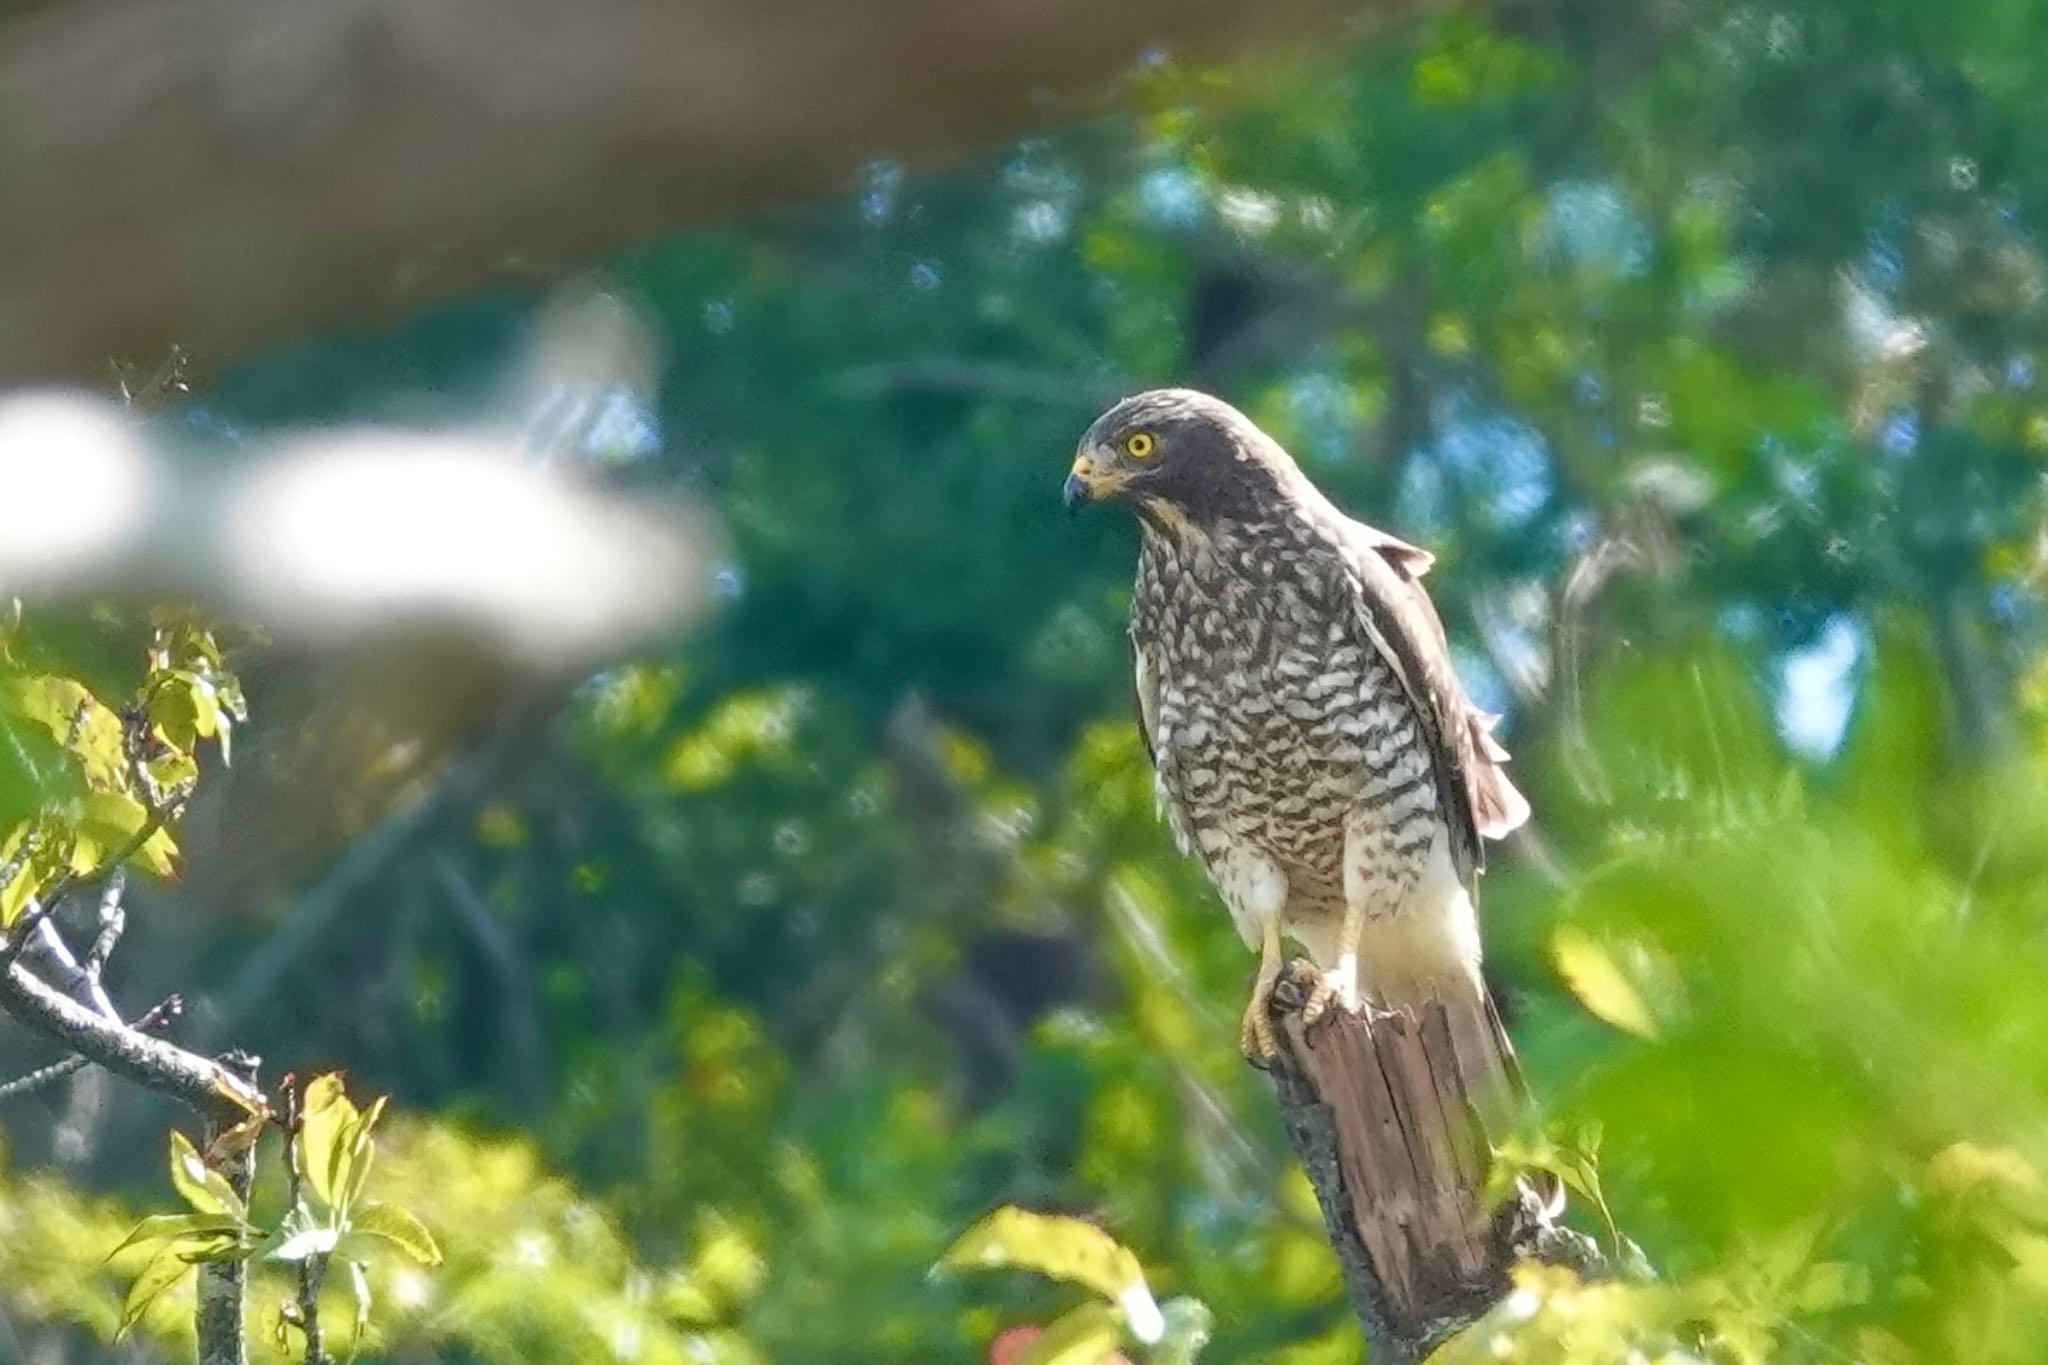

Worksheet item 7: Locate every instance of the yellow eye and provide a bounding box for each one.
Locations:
[1124,431,1156,459]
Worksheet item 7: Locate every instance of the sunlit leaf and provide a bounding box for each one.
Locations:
[1550,927,1659,1038]
[339,1094,388,1213]
[74,790,167,877]
[938,1206,1150,1306]
[1018,1302,1124,1365]
[106,1211,246,1261]
[300,1072,359,1210]
[342,1202,443,1266]
[0,820,43,926]
[115,1242,199,1340]
[1,676,90,740]
[168,1130,247,1223]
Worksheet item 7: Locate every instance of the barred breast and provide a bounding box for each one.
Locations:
[1134,515,1444,933]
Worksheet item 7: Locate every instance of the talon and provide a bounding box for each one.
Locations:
[1240,915,1285,1065]
[1301,954,1361,1026]
[1239,997,1279,1063]
[1240,973,1280,1063]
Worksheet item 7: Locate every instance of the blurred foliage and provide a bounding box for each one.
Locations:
[9,0,2048,1360]
[109,1074,442,1355]
[938,1206,1211,1364]
[0,614,243,918]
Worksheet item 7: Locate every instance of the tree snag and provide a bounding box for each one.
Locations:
[1265,962,1562,1363]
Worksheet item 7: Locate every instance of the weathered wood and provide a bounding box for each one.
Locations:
[1266,962,1542,1363]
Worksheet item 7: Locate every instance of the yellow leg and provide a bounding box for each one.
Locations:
[1302,899,1367,1026]
[1238,915,1284,1062]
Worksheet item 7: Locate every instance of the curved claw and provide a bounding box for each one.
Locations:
[1240,983,1280,1063]
[1300,954,1362,1027]
[1240,915,1285,1065]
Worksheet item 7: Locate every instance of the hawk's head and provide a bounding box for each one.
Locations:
[1064,388,1290,525]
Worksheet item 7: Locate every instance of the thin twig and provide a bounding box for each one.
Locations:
[0,959,260,1118]
[280,1076,327,1364]
[85,869,128,984]
[0,994,181,1104]
[25,916,120,1021]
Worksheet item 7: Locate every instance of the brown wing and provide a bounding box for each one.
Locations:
[1338,519,1530,883]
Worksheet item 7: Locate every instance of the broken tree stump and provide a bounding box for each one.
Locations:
[1265,962,1555,1362]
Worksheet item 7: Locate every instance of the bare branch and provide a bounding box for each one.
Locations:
[0,994,181,1104]
[280,1077,328,1364]
[0,961,260,1119]
[84,871,128,987]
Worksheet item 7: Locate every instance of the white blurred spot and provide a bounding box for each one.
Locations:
[1118,1282,1165,1344]
[0,392,154,589]
[223,432,711,667]
[390,1267,433,1309]
[1216,188,1280,235]
[1779,615,1863,759]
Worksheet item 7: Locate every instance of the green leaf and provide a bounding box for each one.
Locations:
[299,1072,358,1210]
[115,1240,202,1339]
[2,675,89,739]
[1549,927,1659,1039]
[168,1130,247,1222]
[1,676,129,789]
[1018,1302,1124,1365]
[341,1201,443,1265]
[106,1211,246,1260]
[338,1094,388,1213]
[137,828,177,876]
[0,820,44,926]
[74,791,152,874]
[938,1206,1150,1306]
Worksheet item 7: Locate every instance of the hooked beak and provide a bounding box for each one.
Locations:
[1063,452,1106,512]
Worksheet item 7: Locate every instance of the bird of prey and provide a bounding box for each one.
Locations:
[1063,389,1529,1085]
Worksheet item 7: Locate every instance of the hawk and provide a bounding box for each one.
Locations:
[1063,389,1529,1084]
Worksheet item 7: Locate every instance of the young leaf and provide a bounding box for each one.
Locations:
[338,1094,389,1213]
[1017,1302,1125,1365]
[115,1242,199,1340]
[342,1201,443,1265]
[168,1130,248,1223]
[205,1109,270,1166]
[299,1072,359,1209]
[1549,927,1659,1038]
[133,825,178,876]
[2,676,89,740]
[938,1207,1151,1305]
[0,822,42,926]
[75,790,150,868]
[106,1211,247,1261]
